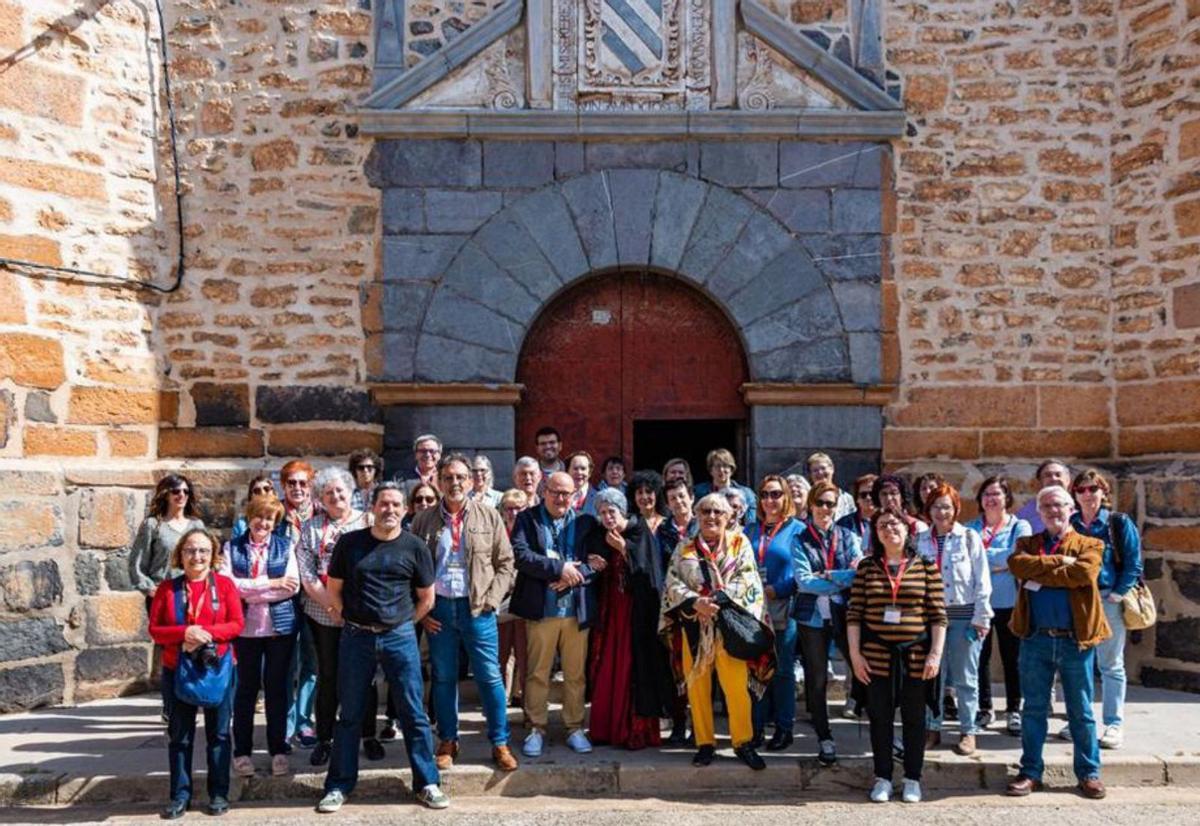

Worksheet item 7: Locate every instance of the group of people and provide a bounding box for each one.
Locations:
[134,428,1144,817]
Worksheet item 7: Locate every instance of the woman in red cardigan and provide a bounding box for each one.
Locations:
[149,528,245,819]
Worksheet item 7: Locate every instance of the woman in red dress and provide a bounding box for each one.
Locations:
[587,484,675,749]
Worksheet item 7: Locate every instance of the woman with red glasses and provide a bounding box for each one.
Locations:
[794,480,864,767]
[1070,468,1142,751]
[746,475,805,752]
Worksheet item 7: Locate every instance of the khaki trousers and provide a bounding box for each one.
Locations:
[524,616,589,733]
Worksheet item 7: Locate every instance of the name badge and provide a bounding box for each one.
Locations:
[817,596,832,621]
[1024,580,1042,592]
[883,606,902,624]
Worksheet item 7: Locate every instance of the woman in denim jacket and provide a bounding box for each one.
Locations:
[916,483,991,756]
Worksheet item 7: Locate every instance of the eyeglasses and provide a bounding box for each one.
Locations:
[698,507,726,517]
[354,464,376,472]
[856,490,873,499]
[181,546,211,556]
[760,490,785,500]
[1075,485,1101,495]
[415,448,440,456]
[813,499,838,509]
[284,479,309,489]
[470,469,489,475]
[250,486,273,495]
[546,489,573,498]
[877,520,905,531]
[440,473,470,483]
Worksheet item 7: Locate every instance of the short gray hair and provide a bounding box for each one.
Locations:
[1036,484,1073,508]
[720,486,747,506]
[472,453,494,481]
[695,492,733,517]
[412,433,442,452]
[594,487,627,515]
[514,456,540,474]
[313,467,354,497]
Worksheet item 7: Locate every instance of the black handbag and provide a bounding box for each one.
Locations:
[699,558,773,661]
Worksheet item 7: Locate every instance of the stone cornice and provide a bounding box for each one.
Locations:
[355,108,907,139]
[740,383,897,406]
[369,383,524,406]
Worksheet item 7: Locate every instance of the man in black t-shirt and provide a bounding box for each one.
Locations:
[317,483,448,813]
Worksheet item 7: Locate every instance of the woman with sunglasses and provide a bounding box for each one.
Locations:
[403,483,440,530]
[149,528,244,819]
[966,475,1031,736]
[848,508,946,804]
[794,480,864,766]
[231,475,276,541]
[660,493,771,770]
[746,475,806,752]
[347,449,383,512]
[1070,468,1142,751]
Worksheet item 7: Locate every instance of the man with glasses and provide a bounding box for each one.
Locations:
[395,434,443,498]
[512,456,543,508]
[1005,485,1109,801]
[317,483,448,812]
[347,449,383,512]
[509,471,602,757]
[409,454,518,772]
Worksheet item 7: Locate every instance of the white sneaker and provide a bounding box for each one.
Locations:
[1100,725,1123,749]
[1058,724,1073,741]
[842,699,858,719]
[870,777,893,803]
[416,784,449,809]
[233,755,254,777]
[566,729,593,754]
[793,661,804,683]
[271,754,289,776]
[523,729,544,757]
[902,778,922,803]
[316,790,345,814]
[1006,711,1022,736]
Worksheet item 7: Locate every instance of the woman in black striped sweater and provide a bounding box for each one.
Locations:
[847,507,947,804]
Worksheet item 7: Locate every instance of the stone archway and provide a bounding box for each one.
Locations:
[377,169,875,387]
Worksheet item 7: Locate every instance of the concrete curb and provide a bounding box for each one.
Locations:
[5,753,1198,807]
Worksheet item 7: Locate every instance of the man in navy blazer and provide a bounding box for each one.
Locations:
[509,471,603,758]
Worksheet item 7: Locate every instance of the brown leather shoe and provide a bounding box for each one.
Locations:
[493,745,519,772]
[1077,778,1106,799]
[954,734,976,756]
[435,739,458,770]
[925,730,941,749]
[1006,774,1043,796]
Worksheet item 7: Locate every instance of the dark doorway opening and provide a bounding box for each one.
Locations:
[632,419,744,484]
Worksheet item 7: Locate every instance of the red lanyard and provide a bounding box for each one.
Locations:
[981,516,1006,549]
[808,523,838,570]
[248,541,267,578]
[1040,536,1064,557]
[757,522,783,566]
[570,487,587,512]
[185,579,209,625]
[883,558,909,605]
[446,508,465,548]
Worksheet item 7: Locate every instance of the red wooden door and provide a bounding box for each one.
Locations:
[516,271,749,471]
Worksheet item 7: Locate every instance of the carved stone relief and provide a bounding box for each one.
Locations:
[408,29,527,109]
[735,32,849,110]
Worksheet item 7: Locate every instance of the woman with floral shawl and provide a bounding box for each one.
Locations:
[660,492,774,769]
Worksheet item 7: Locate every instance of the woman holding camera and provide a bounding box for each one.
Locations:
[221,494,301,778]
[149,528,244,819]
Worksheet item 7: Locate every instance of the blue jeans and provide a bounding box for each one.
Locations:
[928,617,984,735]
[163,665,235,803]
[1096,597,1126,727]
[753,619,797,735]
[287,619,318,739]
[1018,631,1101,782]
[325,622,439,795]
[427,597,509,746]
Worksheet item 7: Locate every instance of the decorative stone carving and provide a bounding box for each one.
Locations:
[408,31,527,110]
[579,0,685,93]
[735,33,847,110]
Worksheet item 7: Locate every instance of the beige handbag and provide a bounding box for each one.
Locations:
[1111,512,1155,631]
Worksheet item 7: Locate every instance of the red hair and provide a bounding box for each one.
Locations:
[922,483,961,520]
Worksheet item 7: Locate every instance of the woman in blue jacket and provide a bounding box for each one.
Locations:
[747,475,806,752]
[794,480,863,767]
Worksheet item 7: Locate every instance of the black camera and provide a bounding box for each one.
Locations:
[190,642,220,670]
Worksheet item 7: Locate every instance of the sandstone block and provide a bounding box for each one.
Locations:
[84,592,149,645]
[1117,380,1200,426]
[883,429,980,461]
[0,560,63,612]
[191,382,250,427]
[0,500,64,549]
[78,488,136,549]
[0,157,105,201]
[0,233,61,267]
[0,471,60,496]
[0,271,25,324]
[0,61,83,126]
[108,430,149,457]
[0,333,65,389]
[1037,384,1110,428]
[891,386,1036,428]
[981,429,1111,459]
[250,138,299,171]
[1176,197,1200,238]
[69,387,158,425]
[268,427,384,457]
[1143,526,1200,553]
[24,426,97,457]
[157,427,265,458]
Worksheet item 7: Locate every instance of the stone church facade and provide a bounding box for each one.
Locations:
[0,0,1197,708]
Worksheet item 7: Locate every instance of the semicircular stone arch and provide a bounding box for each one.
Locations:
[386,169,878,387]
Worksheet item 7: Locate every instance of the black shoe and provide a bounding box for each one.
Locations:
[943,694,958,721]
[749,731,765,750]
[310,741,331,767]
[665,723,689,746]
[766,729,793,751]
[734,744,767,771]
[379,722,398,741]
[692,745,715,767]
[280,741,294,755]
[363,737,385,761]
[161,798,189,820]
[976,709,995,728]
[206,796,229,816]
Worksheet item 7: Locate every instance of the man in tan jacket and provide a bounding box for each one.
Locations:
[410,453,517,772]
[1005,484,1110,801]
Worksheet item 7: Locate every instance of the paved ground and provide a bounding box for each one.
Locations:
[4,788,1200,825]
[0,683,1197,807]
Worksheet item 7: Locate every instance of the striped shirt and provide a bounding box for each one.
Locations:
[847,553,947,678]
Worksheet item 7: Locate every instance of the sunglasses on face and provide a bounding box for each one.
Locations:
[251,486,272,495]
[415,448,440,456]
[1075,485,1101,495]
[354,464,376,472]
[284,479,309,488]
[413,496,437,505]
[760,489,785,500]
[813,499,838,509]
[857,490,872,499]
[698,507,725,517]
[170,488,189,496]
